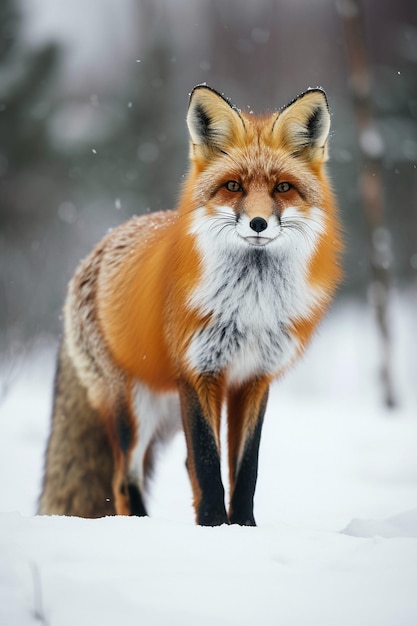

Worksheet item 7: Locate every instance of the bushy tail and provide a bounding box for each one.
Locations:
[38,342,115,517]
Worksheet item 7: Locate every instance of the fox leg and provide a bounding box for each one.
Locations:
[105,398,148,517]
[179,376,228,526]
[127,384,182,515]
[227,379,269,526]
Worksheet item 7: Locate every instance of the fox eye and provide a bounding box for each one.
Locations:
[225,180,243,192]
[275,182,292,193]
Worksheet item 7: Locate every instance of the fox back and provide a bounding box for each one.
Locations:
[39,86,342,525]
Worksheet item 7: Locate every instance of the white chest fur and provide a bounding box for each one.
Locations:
[186,206,325,384]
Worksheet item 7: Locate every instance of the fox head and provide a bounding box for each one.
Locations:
[184,85,337,253]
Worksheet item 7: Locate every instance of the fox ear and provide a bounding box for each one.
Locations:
[187,86,244,155]
[272,89,331,162]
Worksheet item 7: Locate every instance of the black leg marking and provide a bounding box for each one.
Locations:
[229,414,265,526]
[116,407,145,516]
[127,483,147,517]
[116,407,134,456]
[186,387,228,526]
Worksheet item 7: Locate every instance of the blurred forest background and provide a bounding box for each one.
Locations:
[0,0,416,384]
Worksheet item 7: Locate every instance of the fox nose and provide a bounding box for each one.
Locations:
[249,217,268,233]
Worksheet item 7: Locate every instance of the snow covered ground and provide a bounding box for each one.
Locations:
[1,293,417,625]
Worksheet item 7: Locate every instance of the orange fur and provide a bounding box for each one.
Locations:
[39,86,342,525]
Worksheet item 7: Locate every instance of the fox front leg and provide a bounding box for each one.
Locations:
[179,377,228,526]
[227,379,269,526]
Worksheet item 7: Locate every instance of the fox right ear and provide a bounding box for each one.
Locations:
[187,86,245,156]
[272,89,331,162]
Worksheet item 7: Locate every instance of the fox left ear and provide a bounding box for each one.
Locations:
[187,85,245,157]
[272,89,331,162]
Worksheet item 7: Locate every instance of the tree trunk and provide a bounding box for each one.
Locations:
[337,0,396,408]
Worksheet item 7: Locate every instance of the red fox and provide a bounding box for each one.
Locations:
[39,86,342,525]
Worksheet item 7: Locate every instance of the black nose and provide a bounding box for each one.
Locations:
[249,217,268,233]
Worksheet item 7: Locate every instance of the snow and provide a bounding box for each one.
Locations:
[343,509,417,539]
[1,294,417,625]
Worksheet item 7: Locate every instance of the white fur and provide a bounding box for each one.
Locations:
[129,384,181,492]
[187,204,326,385]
